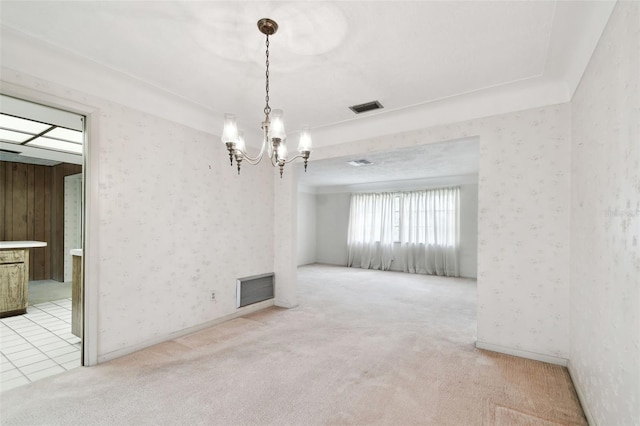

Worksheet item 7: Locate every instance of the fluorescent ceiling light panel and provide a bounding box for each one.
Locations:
[0,113,51,134]
[0,128,32,143]
[45,127,83,144]
[1,95,83,131]
[27,137,83,154]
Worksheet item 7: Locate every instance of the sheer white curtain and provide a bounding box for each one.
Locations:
[398,187,459,277]
[347,193,395,271]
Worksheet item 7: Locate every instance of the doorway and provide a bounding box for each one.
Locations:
[0,95,85,391]
[296,137,479,279]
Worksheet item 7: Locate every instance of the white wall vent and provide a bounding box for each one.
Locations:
[236,273,275,308]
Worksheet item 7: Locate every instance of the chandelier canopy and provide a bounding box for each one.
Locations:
[221,18,312,177]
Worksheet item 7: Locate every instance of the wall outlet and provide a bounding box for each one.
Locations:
[210,291,216,302]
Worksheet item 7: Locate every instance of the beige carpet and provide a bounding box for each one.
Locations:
[0,264,586,425]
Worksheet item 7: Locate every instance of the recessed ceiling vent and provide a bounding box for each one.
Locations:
[347,159,373,167]
[349,100,383,114]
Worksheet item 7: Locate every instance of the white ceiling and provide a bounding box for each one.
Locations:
[0,1,614,184]
[298,137,479,190]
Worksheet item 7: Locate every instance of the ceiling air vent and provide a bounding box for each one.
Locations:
[349,100,383,114]
[347,159,373,167]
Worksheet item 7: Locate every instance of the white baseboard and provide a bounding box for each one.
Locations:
[475,341,568,366]
[97,299,275,364]
[567,360,595,426]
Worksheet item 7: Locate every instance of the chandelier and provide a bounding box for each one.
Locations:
[221,18,312,178]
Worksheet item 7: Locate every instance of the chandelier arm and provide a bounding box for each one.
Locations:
[250,125,270,162]
[238,147,264,164]
[257,128,269,160]
[282,154,306,164]
[236,126,269,163]
[284,152,311,172]
[238,152,259,165]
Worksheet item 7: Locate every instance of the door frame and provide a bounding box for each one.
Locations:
[1,82,99,366]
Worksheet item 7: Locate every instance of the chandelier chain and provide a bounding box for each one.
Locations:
[264,35,271,118]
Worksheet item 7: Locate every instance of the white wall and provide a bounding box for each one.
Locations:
[458,184,478,278]
[315,192,351,266]
[63,173,82,282]
[1,68,275,361]
[569,2,640,425]
[297,191,316,266]
[273,169,298,309]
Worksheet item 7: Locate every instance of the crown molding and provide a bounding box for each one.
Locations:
[0,27,221,136]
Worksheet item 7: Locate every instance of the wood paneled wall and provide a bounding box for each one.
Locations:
[0,161,82,281]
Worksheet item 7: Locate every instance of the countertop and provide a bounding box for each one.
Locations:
[70,249,83,256]
[0,241,47,249]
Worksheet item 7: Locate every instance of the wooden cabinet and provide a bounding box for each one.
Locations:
[0,249,29,317]
[71,252,83,337]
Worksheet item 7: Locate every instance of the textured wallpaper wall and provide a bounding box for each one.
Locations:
[315,192,351,266]
[569,2,640,424]
[458,183,479,279]
[1,69,275,358]
[297,191,317,266]
[63,173,82,282]
[94,101,275,354]
[312,104,572,359]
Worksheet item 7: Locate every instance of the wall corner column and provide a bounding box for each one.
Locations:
[273,166,298,308]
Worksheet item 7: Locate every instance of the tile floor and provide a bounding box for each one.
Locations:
[0,298,81,392]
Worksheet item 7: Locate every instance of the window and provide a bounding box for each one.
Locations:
[399,188,458,247]
[348,187,460,275]
[388,188,459,246]
[350,188,459,246]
